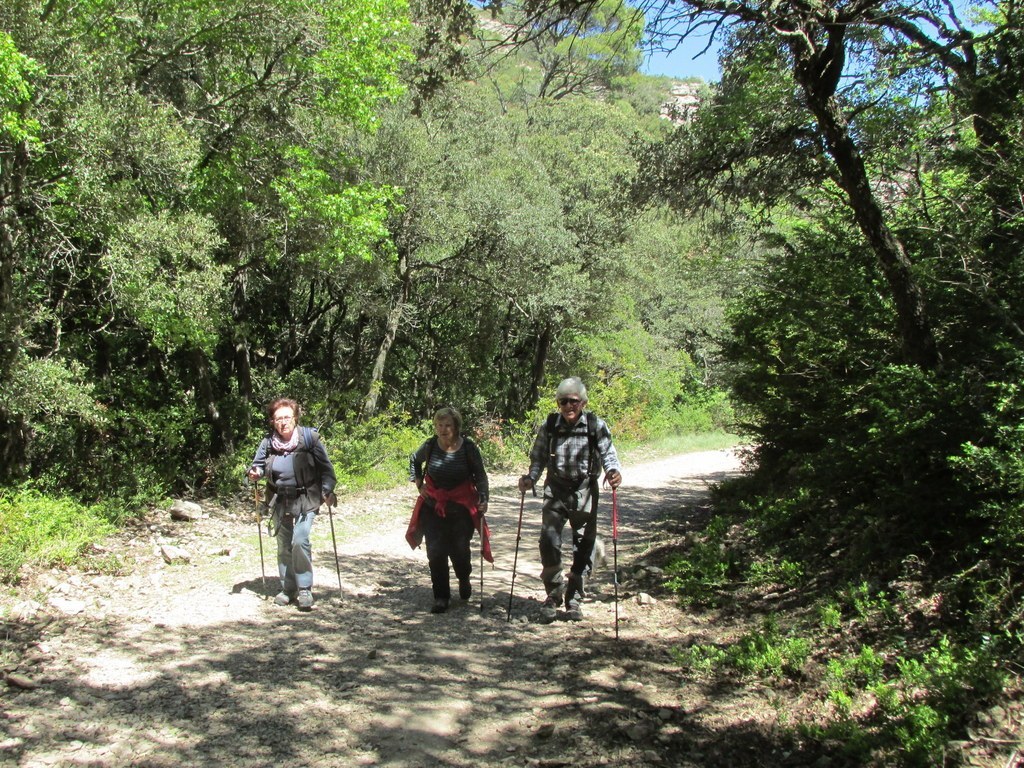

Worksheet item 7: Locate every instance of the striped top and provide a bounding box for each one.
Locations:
[410,436,489,505]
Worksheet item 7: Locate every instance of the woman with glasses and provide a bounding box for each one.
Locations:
[407,406,491,614]
[247,398,337,610]
[517,377,622,622]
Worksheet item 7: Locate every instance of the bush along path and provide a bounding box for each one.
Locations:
[8,445,978,768]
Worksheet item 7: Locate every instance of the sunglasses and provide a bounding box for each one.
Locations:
[557,397,582,406]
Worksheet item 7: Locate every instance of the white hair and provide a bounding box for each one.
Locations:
[555,377,588,401]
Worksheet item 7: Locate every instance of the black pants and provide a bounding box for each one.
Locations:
[538,475,598,601]
[421,502,474,600]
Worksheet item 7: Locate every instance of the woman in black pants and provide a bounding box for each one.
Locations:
[407,407,490,613]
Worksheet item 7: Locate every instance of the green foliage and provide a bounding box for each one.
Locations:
[0,488,116,583]
[324,408,426,490]
[491,0,644,100]
[664,516,741,606]
[0,353,104,431]
[0,30,42,144]
[572,327,731,442]
[271,148,399,265]
[102,212,227,353]
[840,581,900,624]
[673,615,810,679]
[467,414,536,472]
[952,363,1024,563]
[308,0,411,125]
[747,556,803,589]
[819,636,1005,766]
[818,600,842,630]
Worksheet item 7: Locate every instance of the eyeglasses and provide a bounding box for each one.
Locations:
[273,416,294,423]
[557,397,582,406]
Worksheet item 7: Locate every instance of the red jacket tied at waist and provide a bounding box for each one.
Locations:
[406,476,493,563]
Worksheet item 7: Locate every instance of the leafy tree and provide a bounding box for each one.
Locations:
[351,85,578,419]
[0,0,410,493]
[480,0,645,100]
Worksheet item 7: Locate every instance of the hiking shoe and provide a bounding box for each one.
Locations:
[566,599,584,622]
[431,598,449,614]
[296,588,314,610]
[459,579,472,600]
[274,591,293,606]
[539,596,558,622]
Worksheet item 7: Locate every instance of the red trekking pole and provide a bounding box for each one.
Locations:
[479,511,486,614]
[611,485,620,640]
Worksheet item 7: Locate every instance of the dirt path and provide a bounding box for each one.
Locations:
[1,449,755,768]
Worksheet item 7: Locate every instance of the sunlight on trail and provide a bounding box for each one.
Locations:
[1,448,749,768]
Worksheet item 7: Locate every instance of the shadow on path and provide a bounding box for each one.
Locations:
[0,449,836,768]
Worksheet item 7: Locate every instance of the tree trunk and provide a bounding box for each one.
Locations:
[792,34,939,370]
[231,272,253,403]
[188,345,228,456]
[0,137,29,477]
[361,251,411,420]
[527,323,552,410]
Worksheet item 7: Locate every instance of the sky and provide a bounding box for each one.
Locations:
[637,0,985,83]
[641,35,722,82]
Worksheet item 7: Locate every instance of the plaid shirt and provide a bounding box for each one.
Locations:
[526,411,621,484]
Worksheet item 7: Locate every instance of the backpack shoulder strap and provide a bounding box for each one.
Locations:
[585,411,600,478]
[546,413,560,459]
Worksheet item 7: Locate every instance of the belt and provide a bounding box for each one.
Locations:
[273,486,307,499]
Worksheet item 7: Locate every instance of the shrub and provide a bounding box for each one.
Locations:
[0,488,116,583]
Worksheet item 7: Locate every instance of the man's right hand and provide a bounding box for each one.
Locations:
[518,475,534,494]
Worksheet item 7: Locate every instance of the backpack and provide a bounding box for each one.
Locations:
[545,411,601,479]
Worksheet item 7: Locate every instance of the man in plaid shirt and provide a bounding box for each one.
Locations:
[518,377,623,622]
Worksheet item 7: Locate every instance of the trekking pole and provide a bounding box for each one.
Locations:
[611,484,620,640]
[327,499,343,592]
[479,511,486,614]
[506,489,527,622]
[254,481,267,599]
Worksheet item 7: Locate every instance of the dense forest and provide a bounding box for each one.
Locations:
[0,0,733,502]
[3,0,1024,763]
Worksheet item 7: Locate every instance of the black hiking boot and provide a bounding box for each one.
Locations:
[431,598,449,614]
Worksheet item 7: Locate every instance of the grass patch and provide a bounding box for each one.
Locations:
[673,615,811,679]
[0,488,117,583]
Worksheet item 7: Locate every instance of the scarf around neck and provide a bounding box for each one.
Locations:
[271,429,299,454]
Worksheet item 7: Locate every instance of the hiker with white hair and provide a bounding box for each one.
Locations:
[518,377,622,622]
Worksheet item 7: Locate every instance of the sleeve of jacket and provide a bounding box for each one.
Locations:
[309,429,337,496]
[526,421,550,482]
[410,440,429,483]
[595,416,622,473]
[248,436,271,478]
